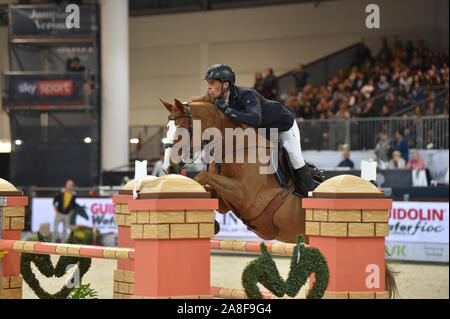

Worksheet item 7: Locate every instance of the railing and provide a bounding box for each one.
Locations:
[298,115,449,151]
[347,85,448,117]
[391,86,449,116]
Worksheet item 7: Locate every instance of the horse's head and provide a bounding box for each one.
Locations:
[160,98,198,174]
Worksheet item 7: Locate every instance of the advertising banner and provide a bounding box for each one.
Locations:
[10,5,97,39]
[3,72,87,107]
[31,197,116,235]
[387,201,448,244]
[214,211,262,240]
[386,201,449,262]
[31,198,449,261]
[214,201,449,261]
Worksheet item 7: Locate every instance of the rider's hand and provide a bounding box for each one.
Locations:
[214,99,231,115]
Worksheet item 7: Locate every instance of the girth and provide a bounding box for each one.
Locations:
[222,179,295,240]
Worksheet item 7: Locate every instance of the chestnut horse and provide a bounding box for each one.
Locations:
[160,98,309,243]
[160,98,397,297]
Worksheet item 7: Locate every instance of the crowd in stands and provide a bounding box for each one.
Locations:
[253,37,449,120]
[249,38,448,183]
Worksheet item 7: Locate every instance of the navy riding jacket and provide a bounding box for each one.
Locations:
[224,86,294,135]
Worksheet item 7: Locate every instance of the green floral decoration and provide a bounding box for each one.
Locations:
[20,232,92,299]
[241,235,329,299]
[68,283,98,299]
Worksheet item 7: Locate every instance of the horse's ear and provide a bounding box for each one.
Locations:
[174,99,187,113]
[159,98,173,112]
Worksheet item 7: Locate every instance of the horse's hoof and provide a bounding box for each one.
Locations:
[214,220,220,235]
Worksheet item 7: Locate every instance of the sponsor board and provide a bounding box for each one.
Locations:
[386,242,449,263]
[214,210,261,240]
[10,5,96,38]
[32,197,116,235]
[31,198,448,261]
[386,201,449,262]
[387,201,448,244]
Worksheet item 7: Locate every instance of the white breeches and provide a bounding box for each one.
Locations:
[279,120,306,170]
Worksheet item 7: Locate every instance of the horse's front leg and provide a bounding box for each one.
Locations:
[194,171,246,205]
[203,184,230,214]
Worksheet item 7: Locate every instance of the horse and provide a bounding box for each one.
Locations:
[159,97,398,298]
[160,98,316,243]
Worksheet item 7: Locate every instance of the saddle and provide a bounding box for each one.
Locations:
[272,142,325,197]
[219,141,325,241]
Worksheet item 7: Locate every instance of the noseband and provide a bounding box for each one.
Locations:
[166,102,200,166]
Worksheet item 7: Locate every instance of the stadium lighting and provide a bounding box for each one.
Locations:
[130,138,140,144]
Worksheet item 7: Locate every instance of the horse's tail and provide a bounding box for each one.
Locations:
[385,248,400,299]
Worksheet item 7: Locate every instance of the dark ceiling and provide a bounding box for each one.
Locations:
[0,0,328,24]
[129,0,328,16]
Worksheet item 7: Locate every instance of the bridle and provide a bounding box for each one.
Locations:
[166,102,205,167]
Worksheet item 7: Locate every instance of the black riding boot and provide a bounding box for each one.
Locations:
[293,165,315,197]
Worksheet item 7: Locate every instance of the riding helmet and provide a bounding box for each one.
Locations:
[204,64,235,86]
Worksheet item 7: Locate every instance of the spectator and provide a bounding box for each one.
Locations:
[297,100,314,119]
[361,78,375,99]
[388,150,406,169]
[413,105,423,120]
[377,37,393,62]
[253,72,264,94]
[410,82,425,102]
[399,68,413,91]
[393,41,407,62]
[425,101,437,115]
[352,43,372,67]
[405,40,415,65]
[376,52,390,69]
[293,63,309,92]
[335,101,350,119]
[52,179,76,242]
[379,105,391,117]
[353,72,366,91]
[374,131,391,168]
[391,128,409,162]
[377,75,390,92]
[405,151,426,170]
[337,150,354,168]
[262,68,277,100]
[151,153,166,177]
[67,57,85,72]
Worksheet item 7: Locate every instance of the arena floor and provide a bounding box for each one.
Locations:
[21,254,449,299]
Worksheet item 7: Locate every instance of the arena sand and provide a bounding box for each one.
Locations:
[21,254,448,299]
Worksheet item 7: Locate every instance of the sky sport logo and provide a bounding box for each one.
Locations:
[16,80,73,96]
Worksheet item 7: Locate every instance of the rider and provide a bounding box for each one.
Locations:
[192,64,315,197]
